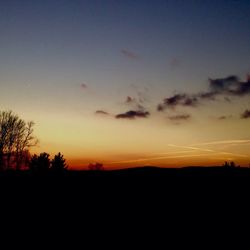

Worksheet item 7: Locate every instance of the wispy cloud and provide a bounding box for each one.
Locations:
[125,96,136,104]
[110,154,210,164]
[115,110,150,119]
[121,49,140,60]
[95,110,110,116]
[191,139,250,146]
[80,83,87,89]
[150,150,195,156]
[124,96,146,111]
[168,144,214,152]
[217,115,232,120]
[168,144,248,158]
[169,58,182,70]
[130,85,150,103]
[168,114,191,121]
[109,142,248,165]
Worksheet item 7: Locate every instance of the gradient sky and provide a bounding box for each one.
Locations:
[1,0,250,169]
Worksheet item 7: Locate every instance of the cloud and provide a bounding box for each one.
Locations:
[218,115,232,120]
[168,114,191,121]
[168,144,248,158]
[95,110,110,115]
[209,75,250,96]
[224,97,231,102]
[157,94,199,111]
[129,84,150,104]
[209,76,238,91]
[218,116,227,120]
[124,95,147,111]
[241,109,250,119]
[169,58,181,70]
[157,74,250,111]
[80,83,87,89]
[109,154,208,164]
[198,91,217,100]
[191,139,250,146]
[115,110,150,119]
[121,49,140,60]
[125,96,136,104]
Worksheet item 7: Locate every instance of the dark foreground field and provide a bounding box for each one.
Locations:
[1,166,250,194]
[1,166,250,220]
[1,166,249,241]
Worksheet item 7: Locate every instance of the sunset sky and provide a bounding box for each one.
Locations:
[1,0,250,169]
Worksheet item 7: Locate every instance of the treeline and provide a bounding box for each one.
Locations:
[0,110,68,172]
[29,152,67,172]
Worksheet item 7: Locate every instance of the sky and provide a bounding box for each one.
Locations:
[1,0,250,169]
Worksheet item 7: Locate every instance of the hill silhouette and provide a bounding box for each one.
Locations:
[1,165,250,191]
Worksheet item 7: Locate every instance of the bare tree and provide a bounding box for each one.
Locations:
[0,110,38,170]
[15,121,38,170]
[0,111,18,169]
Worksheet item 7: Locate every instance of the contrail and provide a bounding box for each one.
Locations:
[190,139,250,146]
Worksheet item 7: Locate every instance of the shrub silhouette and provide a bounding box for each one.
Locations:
[88,162,104,171]
[51,152,67,172]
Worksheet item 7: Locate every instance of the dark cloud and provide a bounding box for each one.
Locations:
[209,76,238,91]
[157,94,199,111]
[115,110,150,119]
[81,83,87,89]
[121,49,140,60]
[241,110,250,119]
[157,74,250,111]
[95,110,110,115]
[168,114,191,121]
[209,75,250,96]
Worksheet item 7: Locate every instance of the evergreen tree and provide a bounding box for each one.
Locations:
[51,152,67,172]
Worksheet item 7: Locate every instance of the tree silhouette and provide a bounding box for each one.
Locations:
[223,161,236,168]
[0,110,38,170]
[29,152,50,172]
[223,161,229,168]
[15,121,38,170]
[51,152,68,172]
[230,161,236,168]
